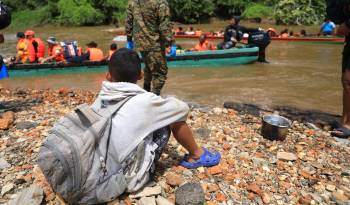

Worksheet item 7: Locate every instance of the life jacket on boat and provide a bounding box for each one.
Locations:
[48,45,65,62]
[33,38,46,59]
[16,39,30,63]
[24,39,36,63]
[77,47,83,56]
[194,40,216,51]
[195,30,202,36]
[87,48,104,61]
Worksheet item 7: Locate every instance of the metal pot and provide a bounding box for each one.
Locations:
[261,115,291,141]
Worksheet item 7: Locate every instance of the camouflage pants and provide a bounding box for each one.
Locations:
[140,50,168,95]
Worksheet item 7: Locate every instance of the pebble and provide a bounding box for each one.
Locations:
[175,183,205,205]
[277,152,298,161]
[140,196,156,205]
[326,184,336,192]
[332,191,349,202]
[130,186,162,199]
[1,183,14,196]
[0,158,11,170]
[166,174,183,187]
[7,185,43,205]
[156,196,174,205]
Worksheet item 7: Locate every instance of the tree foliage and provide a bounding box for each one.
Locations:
[3,0,326,26]
[274,0,326,25]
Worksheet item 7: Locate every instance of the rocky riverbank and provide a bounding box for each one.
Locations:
[0,88,349,205]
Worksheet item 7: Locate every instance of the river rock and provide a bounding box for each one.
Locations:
[0,158,11,169]
[277,152,298,161]
[166,174,183,187]
[175,182,205,205]
[326,184,336,192]
[130,186,162,199]
[140,197,156,205]
[156,196,174,205]
[1,183,14,196]
[195,128,211,138]
[8,185,43,205]
[0,119,12,130]
[332,191,349,202]
[16,121,38,130]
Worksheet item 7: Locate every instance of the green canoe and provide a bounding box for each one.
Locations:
[7,47,259,77]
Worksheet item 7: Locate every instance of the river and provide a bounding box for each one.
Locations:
[0,24,345,115]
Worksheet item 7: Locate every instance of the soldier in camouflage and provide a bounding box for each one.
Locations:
[125,0,174,95]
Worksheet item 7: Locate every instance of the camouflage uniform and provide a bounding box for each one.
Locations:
[125,0,174,95]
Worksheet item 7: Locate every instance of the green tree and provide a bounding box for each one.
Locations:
[274,0,326,25]
[169,0,215,23]
[90,0,128,25]
[57,0,104,26]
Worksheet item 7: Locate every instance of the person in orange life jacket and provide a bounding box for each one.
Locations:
[25,30,45,62]
[40,37,65,63]
[86,41,104,62]
[15,32,31,64]
[105,43,118,60]
[190,34,216,52]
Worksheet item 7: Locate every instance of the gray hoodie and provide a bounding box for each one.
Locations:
[96,81,189,191]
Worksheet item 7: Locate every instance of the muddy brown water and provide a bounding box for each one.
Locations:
[0,24,345,115]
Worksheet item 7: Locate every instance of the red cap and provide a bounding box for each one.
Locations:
[25,30,35,36]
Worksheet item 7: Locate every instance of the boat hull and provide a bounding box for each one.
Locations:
[7,47,259,77]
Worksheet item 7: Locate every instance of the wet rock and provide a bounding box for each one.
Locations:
[16,121,38,130]
[8,185,43,205]
[166,174,183,187]
[0,158,11,169]
[277,152,298,161]
[175,182,205,205]
[1,183,14,196]
[140,196,156,205]
[156,196,173,205]
[130,186,162,199]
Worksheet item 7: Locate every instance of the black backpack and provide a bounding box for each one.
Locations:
[0,1,11,29]
[248,31,271,48]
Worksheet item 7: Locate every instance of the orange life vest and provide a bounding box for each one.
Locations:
[87,48,104,61]
[77,47,83,56]
[195,30,202,36]
[48,45,65,62]
[24,39,36,63]
[194,41,216,51]
[16,39,30,63]
[34,38,46,59]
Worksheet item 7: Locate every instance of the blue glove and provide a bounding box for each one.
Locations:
[169,45,177,57]
[126,40,134,50]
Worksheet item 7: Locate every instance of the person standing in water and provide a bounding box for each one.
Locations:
[219,16,270,63]
[327,0,350,138]
[125,0,174,95]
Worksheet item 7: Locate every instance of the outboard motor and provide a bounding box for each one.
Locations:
[0,1,11,30]
[248,31,271,63]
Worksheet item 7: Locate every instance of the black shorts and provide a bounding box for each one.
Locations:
[343,40,350,73]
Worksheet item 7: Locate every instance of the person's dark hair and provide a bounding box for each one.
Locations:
[179,27,183,31]
[108,48,141,83]
[16,32,25,39]
[232,16,241,24]
[110,43,117,50]
[300,29,307,36]
[87,41,98,48]
[280,29,289,34]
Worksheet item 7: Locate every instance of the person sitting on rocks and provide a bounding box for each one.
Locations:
[97,48,221,192]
